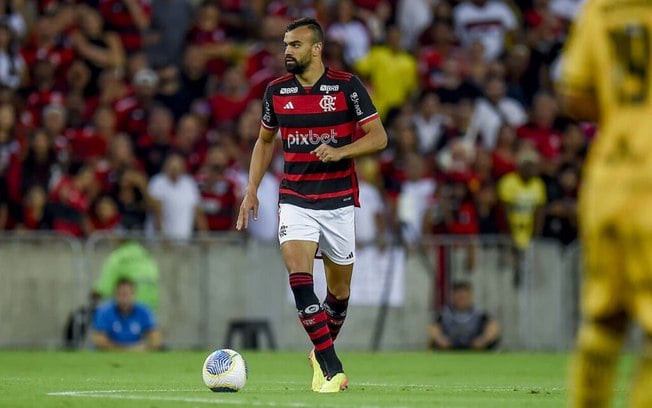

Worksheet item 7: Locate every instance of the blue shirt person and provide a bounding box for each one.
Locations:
[92,277,163,351]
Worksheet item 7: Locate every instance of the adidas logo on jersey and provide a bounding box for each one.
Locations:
[283,101,295,110]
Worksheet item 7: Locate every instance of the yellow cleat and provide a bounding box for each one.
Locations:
[308,349,326,392]
[318,373,348,393]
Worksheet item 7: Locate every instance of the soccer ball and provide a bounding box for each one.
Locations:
[202,349,248,392]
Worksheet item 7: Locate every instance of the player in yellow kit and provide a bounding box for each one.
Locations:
[557,1,652,407]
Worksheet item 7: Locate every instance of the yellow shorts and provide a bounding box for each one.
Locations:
[582,227,652,332]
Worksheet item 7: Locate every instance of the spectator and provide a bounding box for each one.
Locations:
[21,14,75,82]
[92,277,162,351]
[19,127,61,196]
[412,91,446,155]
[472,75,527,150]
[173,113,206,174]
[429,178,479,235]
[146,152,206,241]
[541,163,579,245]
[48,161,95,237]
[67,104,117,163]
[0,21,26,90]
[517,92,562,160]
[453,0,519,62]
[474,181,503,234]
[93,240,160,313]
[197,145,237,232]
[115,67,159,140]
[69,6,125,97]
[327,0,371,66]
[100,0,152,54]
[137,105,174,177]
[396,0,434,51]
[208,64,252,128]
[497,148,547,251]
[180,46,209,102]
[186,1,234,79]
[417,19,464,92]
[355,24,418,121]
[428,281,501,350]
[397,151,436,246]
[355,155,387,249]
[90,194,121,232]
[16,184,53,230]
[145,0,194,67]
[155,64,194,121]
[24,60,66,128]
[491,124,518,179]
[0,102,20,212]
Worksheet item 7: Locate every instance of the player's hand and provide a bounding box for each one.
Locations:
[236,190,259,230]
[311,144,344,162]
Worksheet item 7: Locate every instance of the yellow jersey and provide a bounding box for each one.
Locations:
[559,0,652,233]
[497,172,547,249]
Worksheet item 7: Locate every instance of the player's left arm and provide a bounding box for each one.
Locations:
[311,76,388,162]
[312,117,387,162]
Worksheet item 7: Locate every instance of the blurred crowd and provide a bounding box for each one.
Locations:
[0,0,590,248]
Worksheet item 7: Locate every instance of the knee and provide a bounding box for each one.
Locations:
[327,283,350,300]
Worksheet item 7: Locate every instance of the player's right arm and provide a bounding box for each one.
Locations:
[237,85,279,230]
[236,126,276,230]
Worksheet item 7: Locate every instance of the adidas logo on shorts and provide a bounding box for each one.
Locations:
[346,252,354,260]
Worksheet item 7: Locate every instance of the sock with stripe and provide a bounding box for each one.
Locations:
[323,290,349,341]
[289,273,343,377]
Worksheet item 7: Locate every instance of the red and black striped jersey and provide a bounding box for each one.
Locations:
[261,67,379,210]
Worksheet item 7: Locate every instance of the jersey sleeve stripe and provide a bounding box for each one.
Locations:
[261,120,277,130]
[358,112,379,126]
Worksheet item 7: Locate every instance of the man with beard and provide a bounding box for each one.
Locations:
[236,18,387,393]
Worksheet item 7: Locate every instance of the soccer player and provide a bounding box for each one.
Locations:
[557,3,652,407]
[236,17,387,393]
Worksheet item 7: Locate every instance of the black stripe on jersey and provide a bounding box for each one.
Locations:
[276,111,353,128]
[281,178,353,196]
[284,160,351,175]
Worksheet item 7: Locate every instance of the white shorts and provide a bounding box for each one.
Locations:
[278,203,355,265]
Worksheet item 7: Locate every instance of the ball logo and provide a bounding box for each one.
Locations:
[319,95,337,112]
[286,129,338,148]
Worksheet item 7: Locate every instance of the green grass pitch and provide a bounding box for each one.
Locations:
[0,351,635,407]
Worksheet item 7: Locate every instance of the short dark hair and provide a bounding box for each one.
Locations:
[116,277,135,289]
[286,17,323,44]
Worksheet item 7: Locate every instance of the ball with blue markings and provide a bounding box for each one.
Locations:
[202,349,248,392]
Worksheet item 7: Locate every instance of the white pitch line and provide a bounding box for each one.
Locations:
[47,389,413,408]
[48,391,310,407]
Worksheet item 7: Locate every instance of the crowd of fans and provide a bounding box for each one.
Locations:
[0,0,590,248]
